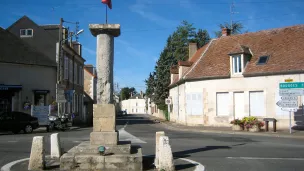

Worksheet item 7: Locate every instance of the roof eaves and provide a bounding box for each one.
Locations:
[243,70,304,77]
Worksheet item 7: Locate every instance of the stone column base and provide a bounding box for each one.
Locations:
[90,131,118,145]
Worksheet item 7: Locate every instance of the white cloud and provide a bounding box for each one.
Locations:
[83,47,96,55]
[129,0,178,27]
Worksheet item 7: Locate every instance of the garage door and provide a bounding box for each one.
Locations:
[234,92,245,119]
[250,91,265,116]
[217,92,230,116]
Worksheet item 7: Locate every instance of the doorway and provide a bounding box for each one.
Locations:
[234,92,245,119]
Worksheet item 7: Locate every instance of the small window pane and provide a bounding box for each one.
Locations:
[27,29,33,36]
[20,29,26,36]
[238,56,242,72]
[234,56,237,73]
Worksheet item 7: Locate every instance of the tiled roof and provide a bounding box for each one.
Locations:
[0,28,56,67]
[184,25,304,80]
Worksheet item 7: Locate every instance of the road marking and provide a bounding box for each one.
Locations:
[227,157,304,161]
[0,158,29,171]
[73,141,81,143]
[179,158,205,171]
[7,141,18,143]
[118,128,147,144]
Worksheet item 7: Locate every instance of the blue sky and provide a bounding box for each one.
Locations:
[1,0,304,92]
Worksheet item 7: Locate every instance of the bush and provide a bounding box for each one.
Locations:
[242,116,264,129]
[230,119,244,126]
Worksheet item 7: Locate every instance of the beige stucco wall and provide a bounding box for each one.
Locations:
[170,73,304,129]
[120,98,146,114]
[0,63,56,114]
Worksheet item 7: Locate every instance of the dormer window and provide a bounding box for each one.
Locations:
[20,29,33,37]
[232,55,242,74]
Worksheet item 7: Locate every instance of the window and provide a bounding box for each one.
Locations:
[34,92,47,106]
[20,29,33,37]
[232,55,242,74]
[216,92,229,116]
[186,93,203,115]
[256,56,269,65]
[79,66,82,85]
[64,56,69,80]
[69,59,73,82]
[74,63,78,84]
[249,91,265,116]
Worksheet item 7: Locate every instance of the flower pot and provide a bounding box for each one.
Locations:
[249,125,260,132]
[232,125,243,131]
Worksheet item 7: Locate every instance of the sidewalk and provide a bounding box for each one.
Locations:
[147,115,304,139]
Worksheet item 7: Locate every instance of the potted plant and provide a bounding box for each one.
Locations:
[243,117,264,132]
[23,101,32,110]
[230,119,244,131]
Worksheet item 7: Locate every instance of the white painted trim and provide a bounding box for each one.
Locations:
[179,158,205,171]
[183,39,216,79]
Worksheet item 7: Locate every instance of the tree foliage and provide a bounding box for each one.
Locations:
[120,87,137,100]
[214,22,244,38]
[145,21,210,111]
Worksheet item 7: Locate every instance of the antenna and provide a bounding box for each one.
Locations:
[230,0,239,32]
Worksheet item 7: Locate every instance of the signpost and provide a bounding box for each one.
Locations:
[278,81,304,134]
[165,98,172,120]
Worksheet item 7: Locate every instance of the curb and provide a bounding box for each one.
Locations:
[156,120,304,140]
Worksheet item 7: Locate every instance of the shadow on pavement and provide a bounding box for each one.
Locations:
[116,114,158,126]
[173,146,232,158]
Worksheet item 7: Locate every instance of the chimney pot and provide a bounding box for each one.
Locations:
[188,42,197,61]
[221,28,231,37]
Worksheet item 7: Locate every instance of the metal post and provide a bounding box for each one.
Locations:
[106,5,108,24]
[289,111,292,134]
[57,18,63,118]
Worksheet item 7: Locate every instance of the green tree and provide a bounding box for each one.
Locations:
[147,21,210,111]
[214,22,244,38]
[120,87,137,100]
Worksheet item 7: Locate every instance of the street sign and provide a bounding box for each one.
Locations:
[285,79,293,82]
[165,98,172,105]
[281,108,298,112]
[276,100,298,108]
[279,82,304,89]
[281,96,298,100]
[279,89,304,96]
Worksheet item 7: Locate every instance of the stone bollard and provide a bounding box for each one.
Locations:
[155,131,165,169]
[28,136,45,170]
[51,133,61,158]
[158,136,175,171]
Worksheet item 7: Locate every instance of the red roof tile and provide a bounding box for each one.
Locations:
[184,25,304,80]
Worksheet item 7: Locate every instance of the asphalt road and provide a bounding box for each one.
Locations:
[1,114,304,171]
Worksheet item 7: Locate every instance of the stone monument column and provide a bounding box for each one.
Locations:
[89,24,120,146]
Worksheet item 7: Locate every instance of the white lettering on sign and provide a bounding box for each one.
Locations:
[276,100,298,108]
[281,96,298,100]
[279,89,304,96]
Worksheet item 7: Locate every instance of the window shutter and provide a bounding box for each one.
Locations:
[64,57,68,80]
[69,59,73,82]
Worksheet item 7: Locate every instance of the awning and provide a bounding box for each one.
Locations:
[0,84,22,91]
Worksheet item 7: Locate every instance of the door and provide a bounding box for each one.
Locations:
[249,91,265,116]
[234,92,245,119]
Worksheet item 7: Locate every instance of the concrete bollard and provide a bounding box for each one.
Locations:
[158,136,175,171]
[28,136,45,170]
[155,131,165,169]
[51,133,61,158]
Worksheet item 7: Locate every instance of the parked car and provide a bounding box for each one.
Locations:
[0,111,39,134]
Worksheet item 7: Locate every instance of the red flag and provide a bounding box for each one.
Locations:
[102,0,112,9]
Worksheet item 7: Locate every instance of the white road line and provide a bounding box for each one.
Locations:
[179,158,205,171]
[7,141,18,143]
[118,128,147,144]
[0,158,29,171]
[227,157,304,161]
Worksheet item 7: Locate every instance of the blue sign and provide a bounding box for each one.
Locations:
[65,90,74,102]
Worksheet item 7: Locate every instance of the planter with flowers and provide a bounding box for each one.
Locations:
[242,116,264,132]
[230,119,244,131]
[50,101,58,111]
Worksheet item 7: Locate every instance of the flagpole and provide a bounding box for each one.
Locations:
[106,4,108,24]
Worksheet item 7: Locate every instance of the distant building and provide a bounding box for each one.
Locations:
[83,65,97,103]
[168,25,304,129]
[120,92,146,114]
[5,16,86,124]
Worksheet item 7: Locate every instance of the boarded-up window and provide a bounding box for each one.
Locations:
[186,92,203,115]
[217,92,230,116]
[249,91,265,116]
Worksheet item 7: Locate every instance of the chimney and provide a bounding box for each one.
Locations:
[140,91,143,98]
[189,42,197,60]
[222,28,231,37]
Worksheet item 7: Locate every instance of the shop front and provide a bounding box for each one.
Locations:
[0,85,22,113]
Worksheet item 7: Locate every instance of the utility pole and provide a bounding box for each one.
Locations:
[57,18,64,117]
